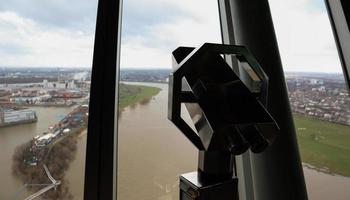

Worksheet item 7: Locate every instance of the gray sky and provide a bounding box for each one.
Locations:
[0,0,344,73]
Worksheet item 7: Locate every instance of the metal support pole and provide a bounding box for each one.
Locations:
[218,2,255,200]
[228,0,308,199]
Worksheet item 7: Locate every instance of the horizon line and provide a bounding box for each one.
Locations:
[0,66,345,74]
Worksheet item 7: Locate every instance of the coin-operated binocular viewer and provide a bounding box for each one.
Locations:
[168,43,279,200]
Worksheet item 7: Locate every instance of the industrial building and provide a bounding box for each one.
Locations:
[0,107,37,127]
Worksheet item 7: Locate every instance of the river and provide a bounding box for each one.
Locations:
[0,106,72,199]
[0,82,349,199]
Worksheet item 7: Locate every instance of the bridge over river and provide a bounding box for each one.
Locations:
[23,164,61,200]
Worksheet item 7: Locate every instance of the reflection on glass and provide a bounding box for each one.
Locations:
[118,0,221,199]
[0,0,97,199]
[240,62,261,92]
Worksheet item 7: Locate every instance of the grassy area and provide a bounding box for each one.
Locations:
[294,114,350,176]
[118,83,161,109]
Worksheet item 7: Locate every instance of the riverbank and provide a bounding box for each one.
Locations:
[295,114,350,177]
[1,82,349,200]
[119,83,161,109]
[10,83,161,199]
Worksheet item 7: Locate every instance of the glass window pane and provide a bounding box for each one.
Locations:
[0,1,97,199]
[270,0,350,199]
[118,1,221,199]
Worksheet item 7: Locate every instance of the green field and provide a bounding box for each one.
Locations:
[118,83,161,109]
[294,114,350,176]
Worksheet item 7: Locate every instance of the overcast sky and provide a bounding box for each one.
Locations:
[0,0,344,73]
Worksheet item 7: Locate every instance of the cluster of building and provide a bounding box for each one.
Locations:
[0,80,87,107]
[26,104,89,165]
[0,69,91,127]
[0,68,92,165]
[0,87,82,127]
[286,75,350,125]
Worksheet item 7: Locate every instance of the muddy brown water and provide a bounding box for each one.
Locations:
[0,82,349,199]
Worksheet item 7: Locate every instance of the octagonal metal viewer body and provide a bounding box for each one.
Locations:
[168,43,280,200]
[168,43,279,155]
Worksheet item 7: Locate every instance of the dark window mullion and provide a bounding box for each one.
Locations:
[84,0,122,199]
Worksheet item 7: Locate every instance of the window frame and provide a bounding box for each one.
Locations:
[82,0,319,199]
[218,2,255,200]
[218,1,308,199]
[325,0,350,90]
[83,0,123,199]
